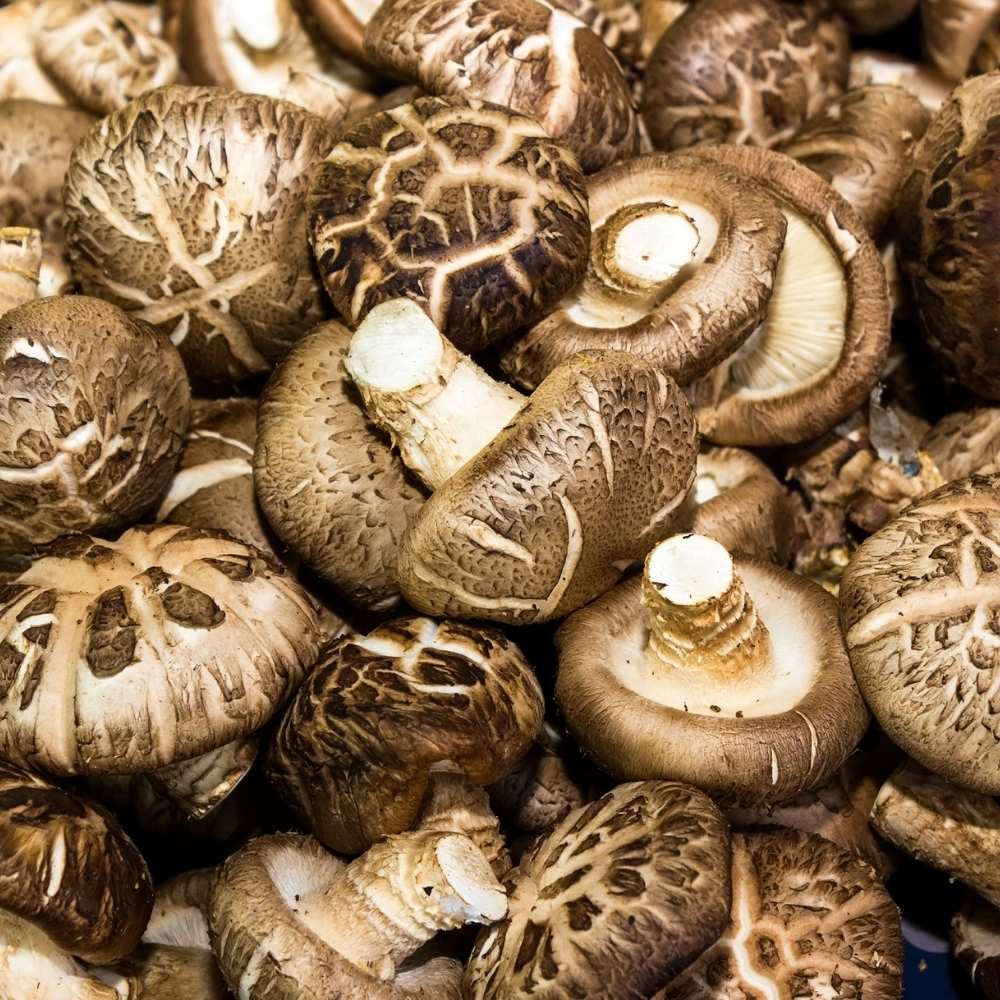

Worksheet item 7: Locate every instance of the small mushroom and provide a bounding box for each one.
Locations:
[499,152,788,392]
[210,830,506,998]
[840,474,1000,792]
[63,85,339,383]
[0,227,41,315]
[346,300,699,623]
[656,828,902,1000]
[642,0,850,151]
[556,533,869,804]
[922,0,1000,81]
[465,780,732,999]
[849,49,955,111]
[833,0,919,34]
[309,95,590,354]
[953,895,1000,1000]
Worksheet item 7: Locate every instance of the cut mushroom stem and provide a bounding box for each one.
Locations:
[0,227,41,314]
[345,299,525,489]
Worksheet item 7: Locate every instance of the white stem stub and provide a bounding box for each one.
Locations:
[613,208,701,285]
[646,534,734,606]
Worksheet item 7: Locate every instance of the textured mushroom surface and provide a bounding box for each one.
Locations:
[309,96,590,353]
[500,152,787,391]
[267,616,544,854]
[465,781,732,1000]
[841,475,1000,792]
[894,72,1000,400]
[0,523,321,776]
[363,0,638,173]
[0,295,190,567]
[0,227,41,315]
[63,85,338,383]
[642,0,849,151]
[924,407,1000,479]
[657,829,902,1000]
[953,895,1000,1000]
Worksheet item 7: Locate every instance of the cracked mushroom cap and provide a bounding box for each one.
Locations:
[657,828,902,1000]
[465,780,732,1000]
[642,0,850,151]
[894,71,1000,400]
[0,523,322,776]
[499,152,787,391]
[840,474,1000,792]
[254,320,425,612]
[686,146,891,446]
[0,295,190,568]
[267,616,544,854]
[308,96,590,355]
[922,0,1000,81]
[62,85,339,383]
[953,895,1000,1000]
[363,0,638,173]
[849,50,955,111]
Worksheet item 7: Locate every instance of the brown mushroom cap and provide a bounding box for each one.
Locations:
[657,828,902,1000]
[267,616,544,854]
[686,146,891,446]
[363,0,638,173]
[499,152,787,392]
[953,895,1000,1000]
[465,780,731,999]
[894,71,1000,400]
[62,85,338,383]
[922,0,1000,81]
[397,350,698,625]
[840,474,1000,792]
[0,523,322,776]
[308,95,590,354]
[849,49,955,111]
[642,0,850,151]
[834,0,919,34]
[0,295,190,568]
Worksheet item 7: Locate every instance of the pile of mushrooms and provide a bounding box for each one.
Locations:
[0,2,998,998]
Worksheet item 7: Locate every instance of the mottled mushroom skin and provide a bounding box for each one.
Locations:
[0,524,322,776]
[0,296,190,569]
[267,616,544,854]
[63,86,338,383]
[658,829,902,1000]
[894,72,1000,400]
[465,781,732,1000]
[840,474,1000,793]
[398,351,698,625]
[642,0,849,151]
[0,761,153,964]
[309,96,590,353]
[363,0,639,173]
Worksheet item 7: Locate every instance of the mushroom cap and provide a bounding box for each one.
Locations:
[840,474,1000,792]
[550,0,642,72]
[686,145,891,446]
[0,523,322,776]
[894,71,1000,400]
[642,0,850,151]
[556,559,869,804]
[849,49,954,112]
[0,760,154,964]
[267,615,544,854]
[658,828,902,1000]
[397,350,698,625]
[254,320,425,612]
[308,95,590,354]
[62,85,338,383]
[465,780,731,999]
[924,407,1000,479]
[363,0,638,173]
[0,295,190,566]
[833,0,918,34]
[499,152,787,391]
[922,0,999,81]
[953,895,1000,1000]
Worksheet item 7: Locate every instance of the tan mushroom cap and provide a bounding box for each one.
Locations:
[849,49,955,111]
[465,781,731,999]
[499,152,787,391]
[953,895,1000,1000]
[642,0,850,151]
[840,474,1000,792]
[0,523,322,776]
[364,0,638,173]
[686,145,891,446]
[267,616,544,854]
[63,85,338,383]
[309,96,590,355]
[922,0,1000,81]
[657,828,902,1000]
[0,295,190,568]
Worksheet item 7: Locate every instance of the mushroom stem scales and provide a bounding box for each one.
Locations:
[0,227,41,314]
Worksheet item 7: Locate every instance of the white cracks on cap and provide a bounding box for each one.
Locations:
[156,459,254,520]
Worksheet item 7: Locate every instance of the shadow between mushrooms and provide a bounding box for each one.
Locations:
[953,895,1000,1000]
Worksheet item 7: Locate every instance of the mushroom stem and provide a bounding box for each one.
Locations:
[345,299,526,490]
[0,228,42,315]
[297,831,506,981]
[227,0,288,50]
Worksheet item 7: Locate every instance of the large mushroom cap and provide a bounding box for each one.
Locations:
[0,523,322,776]
[840,473,1000,792]
[62,85,338,383]
[465,780,732,999]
